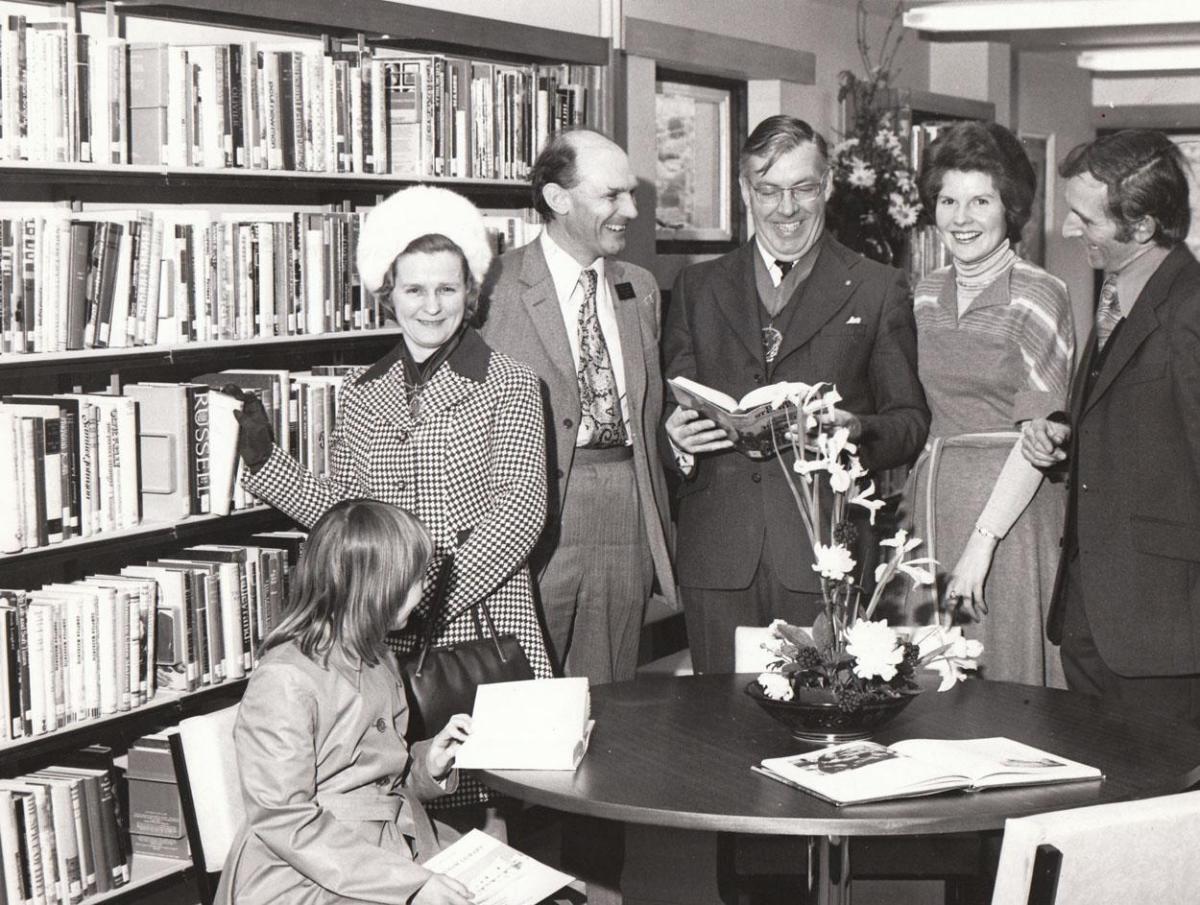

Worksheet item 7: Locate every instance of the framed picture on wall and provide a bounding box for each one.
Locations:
[655,70,746,253]
[1018,132,1054,268]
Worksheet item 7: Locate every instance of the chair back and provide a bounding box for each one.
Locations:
[733,626,777,673]
[989,790,1200,905]
[170,704,245,905]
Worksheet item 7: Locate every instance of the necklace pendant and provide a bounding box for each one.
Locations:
[762,325,783,363]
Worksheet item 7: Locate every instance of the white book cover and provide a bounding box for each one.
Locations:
[206,389,243,517]
[0,410,26,551]
[455,677,593,771]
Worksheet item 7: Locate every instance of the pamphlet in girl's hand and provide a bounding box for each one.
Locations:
[755,737,1103,806]
[424,829,573,905]
[668,376,812,460]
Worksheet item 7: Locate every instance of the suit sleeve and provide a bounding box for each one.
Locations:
[242,379,364,529]
[233,663,434,903]
[659,268,698,475]
[1171,281,1200,483]
[441,367,547,622]
[856,269,930,471]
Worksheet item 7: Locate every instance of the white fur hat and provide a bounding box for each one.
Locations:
[356,185,494,295]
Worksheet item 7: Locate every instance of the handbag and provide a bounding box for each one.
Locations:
[397,557,533,742]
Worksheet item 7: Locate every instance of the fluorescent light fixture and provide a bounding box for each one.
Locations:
[905,0,1200,33]
[1078,46,1200,71]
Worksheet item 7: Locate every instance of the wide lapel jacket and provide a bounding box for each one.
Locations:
[664,233,927,592]
[480,241,677,607]
[1047,245,1200,675]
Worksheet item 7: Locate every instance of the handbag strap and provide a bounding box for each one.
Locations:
[411,554,511,674]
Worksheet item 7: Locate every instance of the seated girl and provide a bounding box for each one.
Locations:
[215,499,474,905]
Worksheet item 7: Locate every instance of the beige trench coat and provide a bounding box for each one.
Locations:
[213,641,456,905]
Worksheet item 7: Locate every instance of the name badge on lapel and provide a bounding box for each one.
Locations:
[615,282,636,301]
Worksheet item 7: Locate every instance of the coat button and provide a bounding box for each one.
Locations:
[1080,482,1089,492]
[556,468,565,479]
[563,417,574,428]
[375,717,388,733]
[753,374,763,384]
[751,472,762,483]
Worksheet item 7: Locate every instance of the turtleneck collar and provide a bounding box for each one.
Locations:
[955,238,1016,291]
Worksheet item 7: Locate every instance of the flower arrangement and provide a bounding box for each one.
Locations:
[826,0,922,266]
[755,382,982,711]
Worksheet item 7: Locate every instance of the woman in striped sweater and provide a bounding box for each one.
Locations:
[899,121,1074,686]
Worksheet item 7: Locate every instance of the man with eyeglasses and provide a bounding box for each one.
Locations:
[663,115,929,673]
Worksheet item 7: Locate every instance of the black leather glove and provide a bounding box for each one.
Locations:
[225,384,274,472]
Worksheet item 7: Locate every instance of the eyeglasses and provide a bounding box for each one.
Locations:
[751,172,829,207]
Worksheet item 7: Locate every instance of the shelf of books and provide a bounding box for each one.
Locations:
[0,0,609,901]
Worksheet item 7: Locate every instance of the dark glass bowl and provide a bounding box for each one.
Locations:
[745,680,919,745]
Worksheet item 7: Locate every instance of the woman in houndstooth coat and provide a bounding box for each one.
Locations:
[235,187,553,809]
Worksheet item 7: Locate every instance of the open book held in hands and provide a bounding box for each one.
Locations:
[668,376,812,460]
[423,829,573,905]
[454,677,594,771]
[756,737,1103,806]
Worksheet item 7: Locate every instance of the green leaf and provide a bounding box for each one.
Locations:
[777,624,815,650]
[812,613,835,649]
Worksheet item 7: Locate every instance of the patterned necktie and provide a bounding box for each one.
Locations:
[1095,273,1122,351]
[575,268,626,448]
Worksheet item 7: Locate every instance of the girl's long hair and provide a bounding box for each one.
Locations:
[262,499,433,666]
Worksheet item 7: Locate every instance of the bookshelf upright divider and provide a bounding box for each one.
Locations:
[0,1,609,902]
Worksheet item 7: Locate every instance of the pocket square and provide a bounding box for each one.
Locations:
[845,316,863,325]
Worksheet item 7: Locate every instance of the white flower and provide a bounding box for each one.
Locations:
[888,195,920,228]
[880,529,922,554]
[848,158,877,189]
[812,543,856,580]
[793,457,828,478]
[845,619,904,681]
[874,129,901,152]
[897,557,938,585]
[758,671,795,701]
[912,626,984,691]
[850,480,885,525]
[832,137,860,157]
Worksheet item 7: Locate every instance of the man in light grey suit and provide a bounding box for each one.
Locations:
[479,129,676,686]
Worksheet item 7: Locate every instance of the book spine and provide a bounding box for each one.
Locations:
[190,386,211,514]
[93,770,127,887]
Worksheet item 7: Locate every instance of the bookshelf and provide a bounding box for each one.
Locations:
[0,1,610,903]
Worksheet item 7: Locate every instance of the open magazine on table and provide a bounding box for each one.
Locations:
[667,376,811,460]
[755,737,1103,806]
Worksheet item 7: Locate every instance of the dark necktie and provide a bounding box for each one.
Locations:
[775,259,795,278]
[575,268,626,448]
[1095,273,1122,351]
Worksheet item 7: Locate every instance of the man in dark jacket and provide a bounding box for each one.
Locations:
[664,115,929,673]
[1022,130,1200,728]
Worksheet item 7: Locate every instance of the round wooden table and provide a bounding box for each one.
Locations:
[480,674,1200,904]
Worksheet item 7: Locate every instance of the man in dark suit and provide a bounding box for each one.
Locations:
[480,129,676,686]
[664,115,929,673]
[1022,130,1200,728]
